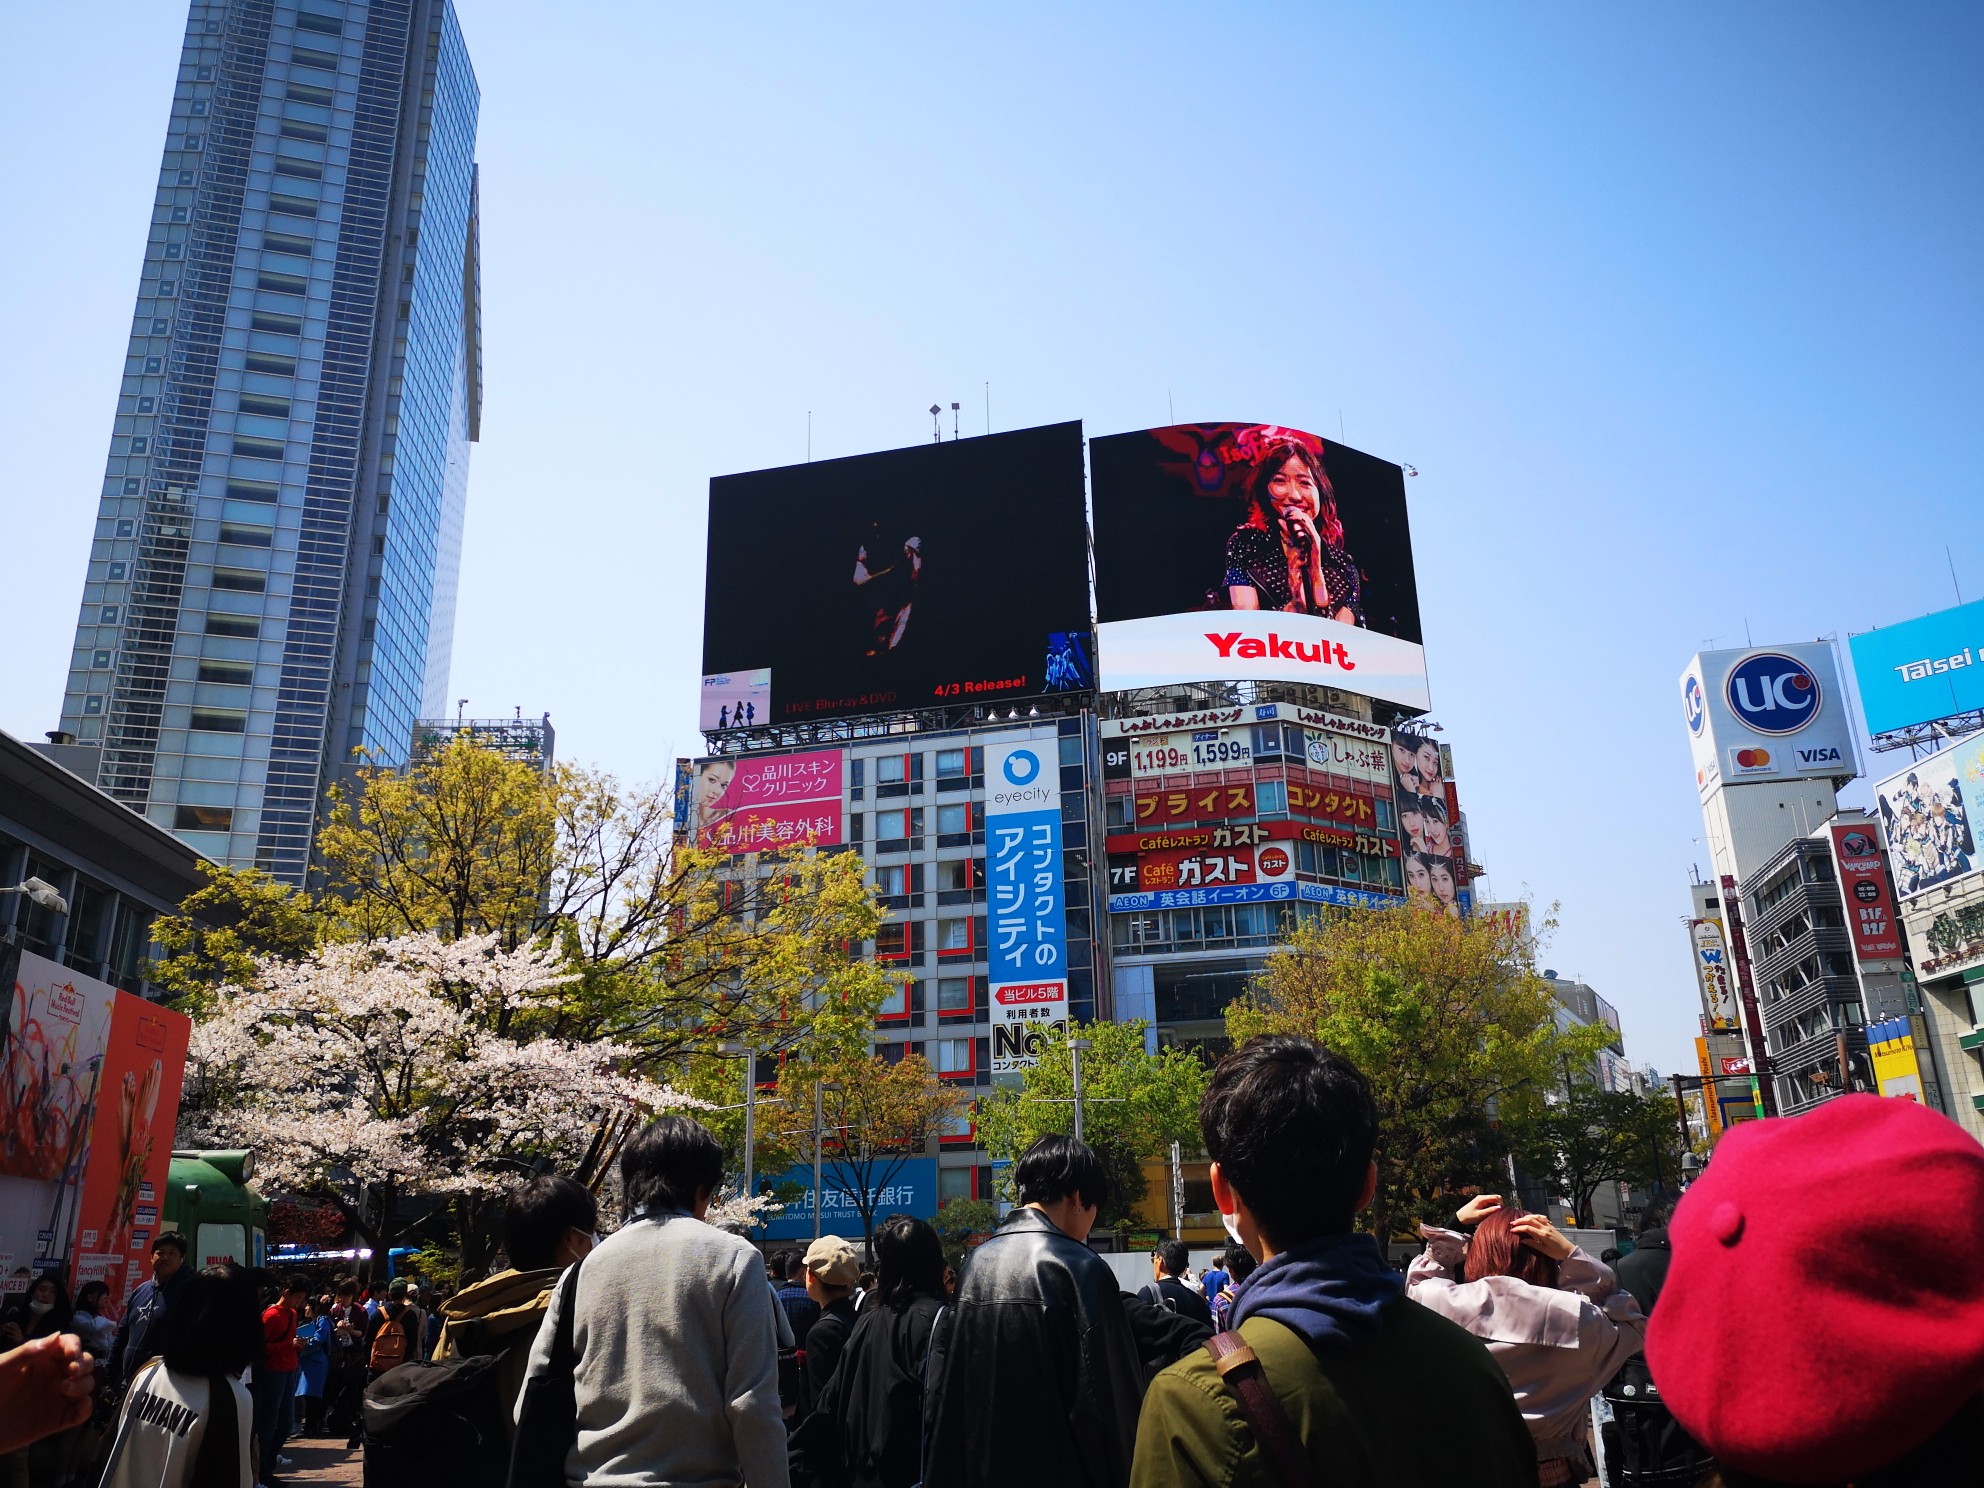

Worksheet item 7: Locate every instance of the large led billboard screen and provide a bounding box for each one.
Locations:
[1089,424,1428,710]
[1847,597,1984,737]
[702,423,1093,726]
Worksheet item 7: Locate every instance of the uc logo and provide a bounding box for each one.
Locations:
[1725,653,1820,736]
[1682,675,1706,737]
[1002,749,1040,785]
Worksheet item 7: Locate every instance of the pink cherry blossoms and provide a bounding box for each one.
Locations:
[181,932,704,1206]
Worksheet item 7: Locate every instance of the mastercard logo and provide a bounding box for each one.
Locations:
[1735,748,1772,767]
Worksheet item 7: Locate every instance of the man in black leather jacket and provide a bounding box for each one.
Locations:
[923,1135,1199,1488]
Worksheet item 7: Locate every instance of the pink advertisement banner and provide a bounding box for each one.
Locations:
[688,750,844,854]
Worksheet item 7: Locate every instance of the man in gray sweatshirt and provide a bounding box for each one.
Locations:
[520,1116,788,1488]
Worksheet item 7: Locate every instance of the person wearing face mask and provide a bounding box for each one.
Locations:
[1130,1036,1536,1488]
[430,1174,599,1438]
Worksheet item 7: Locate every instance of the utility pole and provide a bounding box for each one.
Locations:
[811,1079,841,1240]
[742,1053,756,1203]
[1070,1037,1091,1142]
[1169,1140,1184,1238]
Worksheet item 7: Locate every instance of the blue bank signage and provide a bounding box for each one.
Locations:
[758,1156,939,1240]
[1848,598,1984,738]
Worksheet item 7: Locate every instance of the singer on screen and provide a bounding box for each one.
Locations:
[1221,434,1364,624]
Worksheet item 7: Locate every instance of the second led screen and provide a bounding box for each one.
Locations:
[1089,423,1428,711]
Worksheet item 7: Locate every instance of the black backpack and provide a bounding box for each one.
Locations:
[361,1349,515,1488]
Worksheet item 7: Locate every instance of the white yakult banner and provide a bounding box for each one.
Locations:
[1098,610,1431,712]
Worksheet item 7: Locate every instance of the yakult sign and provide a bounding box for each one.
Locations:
[984,739,1068,1074]
[1097,610,1431,712]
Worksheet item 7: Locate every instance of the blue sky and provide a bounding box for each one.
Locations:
[3,3,1978,1077]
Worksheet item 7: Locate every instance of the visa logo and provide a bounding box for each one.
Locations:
[1797,746,1843,765]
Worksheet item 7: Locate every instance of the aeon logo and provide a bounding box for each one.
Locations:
[1682,675,1706,737]
[1002,750,1040,786]
[1725,652,1820,736]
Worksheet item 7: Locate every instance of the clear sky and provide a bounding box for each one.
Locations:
[4,3,1978,1078]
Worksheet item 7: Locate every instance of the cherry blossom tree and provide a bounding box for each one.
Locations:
[180,932,703,1268]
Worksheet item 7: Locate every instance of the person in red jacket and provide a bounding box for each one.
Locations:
[252,1275,307,1486]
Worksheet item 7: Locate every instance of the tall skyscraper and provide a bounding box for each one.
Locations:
[58,0,481,884]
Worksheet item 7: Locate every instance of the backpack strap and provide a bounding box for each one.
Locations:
[1202,1331,1320,1488]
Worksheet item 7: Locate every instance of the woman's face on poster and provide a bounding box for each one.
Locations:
[695,762,735,810]
[1391,739,1419,786]
[1405,855,1433,893]
[1265,454,1321,522]
[1423,817,1450,857]
[1431,861,1457,904]
[1415,742,1442,786]
[1400,806,1426,851]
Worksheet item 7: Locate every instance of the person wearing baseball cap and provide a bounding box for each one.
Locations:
[801,1236,864,1393]
[1647,1094,1984,1486]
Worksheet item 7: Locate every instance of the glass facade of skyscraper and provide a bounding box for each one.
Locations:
[58,0,481,884]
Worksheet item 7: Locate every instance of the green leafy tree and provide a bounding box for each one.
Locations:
[764,1053,967,1247]
[976,1020,1207,1232]
[933,1198,1000,1270]
[1227,903,1612,1241]
[1507,1081,1689,1224]
[147,863,323,1009]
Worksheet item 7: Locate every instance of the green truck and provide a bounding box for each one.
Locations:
[161,1149,268,1269]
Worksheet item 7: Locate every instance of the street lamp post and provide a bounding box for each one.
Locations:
[812,1079,841,1240]
[1069,1038,1092,1143]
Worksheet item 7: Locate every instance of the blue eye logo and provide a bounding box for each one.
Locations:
[1003,750,1040,785]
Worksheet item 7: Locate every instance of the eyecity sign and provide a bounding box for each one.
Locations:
[983,738,1069,1075]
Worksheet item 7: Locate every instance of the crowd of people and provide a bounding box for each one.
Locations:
[3,1033,1981,1488]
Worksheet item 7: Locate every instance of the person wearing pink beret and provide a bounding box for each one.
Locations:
[1647,1093,1984,1486]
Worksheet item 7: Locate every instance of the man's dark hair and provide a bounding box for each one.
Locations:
[1201,1035,1377,1247]
[1153,1239,1189,1277]
[874,1214,946,1309]
[387,1278,409,1301]
[621,1115,723,1218]
[785,1253,809,1283]
[1013,1133,1110,1212]
[282,1272,310,1297]
[152,1231,188,1258]
[162,1264,262,1376]
[1639,1200,1673,1235]
[1225,1247,1258,1284]
[504,1174,600,1271]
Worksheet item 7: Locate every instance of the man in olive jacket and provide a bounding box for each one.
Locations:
[1131,1036,1539,1488]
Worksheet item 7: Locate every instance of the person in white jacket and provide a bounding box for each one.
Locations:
[1407,1195,1646,1487]
[100,1263,260,1488]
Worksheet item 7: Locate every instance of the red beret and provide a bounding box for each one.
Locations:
[1646,1094,1984,1483]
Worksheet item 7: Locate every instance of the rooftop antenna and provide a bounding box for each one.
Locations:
[1167,389,1174,424]
[951,402,960,440]
[1744,617,1753,646]
[929,404,941,443]
[984,382,991,435]
[1950,547,1964,604]
[807,410,812,462]
[456,698,467,725]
